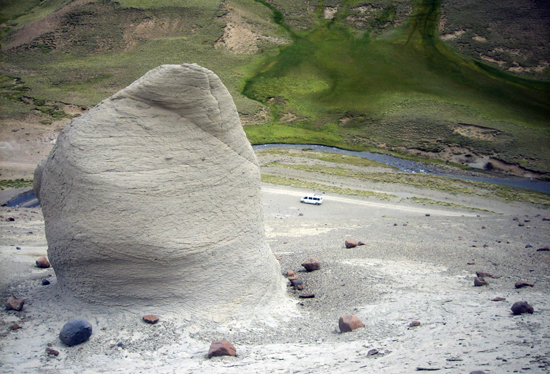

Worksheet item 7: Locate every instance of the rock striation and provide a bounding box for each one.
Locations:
[34,64,284,319]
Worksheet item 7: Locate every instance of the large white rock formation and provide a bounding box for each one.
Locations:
[34,64,284,319]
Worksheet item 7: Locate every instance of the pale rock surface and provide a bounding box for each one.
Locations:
[34,64,285,319]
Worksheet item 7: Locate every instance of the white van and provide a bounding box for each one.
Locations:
[300,194,323,205]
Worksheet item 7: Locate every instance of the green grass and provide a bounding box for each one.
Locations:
[257,148,394,169]
[116,0,222,10]
[0,179,33,190]
[408,196,495,213]
[261,173,395,200]
[242,0,550,172]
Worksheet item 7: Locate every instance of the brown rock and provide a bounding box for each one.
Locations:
[536,246,550,252]
[476,271,500,279]
[6,295,24,311]
[409,320,421,327]
[208,340,236,358]
[287,275,299,281]
[46,347,60,356]
[492,297,506,301]
[10,324,22,330]
[142,315,159,324]
[515,281,534,289]
[513,217,519,221]
[542,217,550,221]
[345,239,358,248]
[511,301,534,315]
[36,256,51,268]
[286,270,295,277]
[358,241,365,246]
[467,262,475,265]
[474,277,488,286]
[298,293,315,298]
[518,222,525,227]
[339,315,365,333]
[301,258,321,272]
[293,284,304,291]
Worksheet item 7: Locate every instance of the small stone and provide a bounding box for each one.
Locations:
[393,223,398,226]
[345,239,358,248]
[515,281,534,288]
[474,277,488,286]
[469,371,486,374]
[287,275,300,281]
[59,318,92,346]
[6,217,15,221]
[45,347,59,356]
[367,348,379,356]
[511,301,534,315]
[142,315,159,324]
[301,258,321,272]
[525,244,533,248]
[16,246,21,250]
[492,297,506,301]
[36,256,50,268]
[208,340,236,358]
[536,246,550,251]
[409,320,421,327]
[518,222,525,227]
[476,271,499,279]
[542,217,550,221]
[467,262,475,265]
[10,324,22,330]
[358,241,365,246]
[299,293,315,298]
[290,279,303,287]
[513,217,519,221]
[293,284,304,291]
[425,214,430,217]
[6,295,24,311]
[403,223,407,226]
[524,219,530,223]
[286,270,295,277]
[339,315,365,333]
[42,279,50,285]
[481,226,486,229]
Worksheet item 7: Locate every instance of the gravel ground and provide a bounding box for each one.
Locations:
[1,175,549,373]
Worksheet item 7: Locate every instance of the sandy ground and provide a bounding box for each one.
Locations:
[1,178,549,373]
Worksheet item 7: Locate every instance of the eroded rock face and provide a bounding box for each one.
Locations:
[35,64,283,318]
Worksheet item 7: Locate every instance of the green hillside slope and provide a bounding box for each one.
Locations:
[1,0,549,175]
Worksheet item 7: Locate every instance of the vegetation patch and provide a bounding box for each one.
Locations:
[261,174,395,200]
[0,179,33,190]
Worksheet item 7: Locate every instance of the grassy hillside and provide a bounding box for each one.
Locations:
[1,0,549,175]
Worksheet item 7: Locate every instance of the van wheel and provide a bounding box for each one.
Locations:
[316,203,319,205]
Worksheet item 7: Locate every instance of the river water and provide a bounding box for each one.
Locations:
[253,144,550,194]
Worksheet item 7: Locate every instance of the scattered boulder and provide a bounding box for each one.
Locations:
[515,281,534,289]
[45,347,59,356]
[10,324,22,330]
[518,222,525,227]
[208,340,237,358]
[542,217,550,221]
[474,277,488,287]
[470,371,487,374]
[339,315,365,333]
[301,258,321,272]
[36,256,50,268]
[33,64,284,316]
[289,279,303,287]
[42,279,50,285]
[367,348,379,356]
[142,315,159,324]
[345,239,358,248]
[409,320,421,327]
[491,297,506,301]
[293,284,304,291]
[358,241,366,246]
[536,246,550,251]
[511,301,534,315]
[299,293,315,298]
[59,318,92,346]
[6,295,24,311]
[286,270,295,277]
